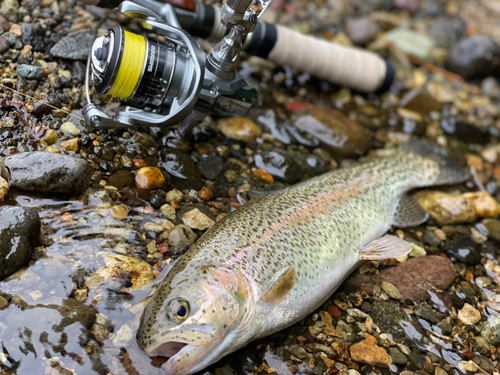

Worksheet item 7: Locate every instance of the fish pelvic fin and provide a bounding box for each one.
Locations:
[359,235,412,261]
[259,268,297,307]
[399,140,470,186]
[392,193,429,228]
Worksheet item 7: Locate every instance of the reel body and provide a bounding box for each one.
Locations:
[83,1,260,131]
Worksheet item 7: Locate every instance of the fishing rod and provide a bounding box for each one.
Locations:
[81,0,395,133]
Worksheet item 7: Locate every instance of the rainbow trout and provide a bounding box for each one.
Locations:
[137,141,468,374]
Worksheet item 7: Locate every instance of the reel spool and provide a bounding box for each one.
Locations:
[83,1,206,129]
[91,26,183,111]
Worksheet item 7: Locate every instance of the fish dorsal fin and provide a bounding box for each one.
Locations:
[259,268,297,307]
[392,194,429,228]
[359,235,412,261]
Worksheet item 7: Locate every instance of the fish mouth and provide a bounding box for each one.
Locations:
[148,341,190,358]
[147,341,200,375]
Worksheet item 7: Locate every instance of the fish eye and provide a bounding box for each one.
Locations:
[166,298,190,323]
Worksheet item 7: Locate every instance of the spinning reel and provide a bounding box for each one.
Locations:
[83,0,268,133]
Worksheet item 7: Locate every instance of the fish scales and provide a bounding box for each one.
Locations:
[137,141,469,375]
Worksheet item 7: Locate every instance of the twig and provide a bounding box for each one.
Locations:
[387,42,466,83]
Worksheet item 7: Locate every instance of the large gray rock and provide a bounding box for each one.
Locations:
[0,206,41,280]
[49,30,95,60]
[1,152,88,194]
[448,36,500,80]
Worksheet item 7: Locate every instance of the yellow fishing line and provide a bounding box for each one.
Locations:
[0,82,85,121]
[108,30,146,99]
[105,94,115,114]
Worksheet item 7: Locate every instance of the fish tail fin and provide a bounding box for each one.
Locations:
[399,140,470,186]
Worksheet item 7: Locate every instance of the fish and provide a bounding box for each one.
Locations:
[137,141,469,375]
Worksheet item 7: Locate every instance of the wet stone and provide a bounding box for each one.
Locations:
[380,256,457,302]
[447,36,500,80]
[0,37,9,53]
[135,167,166,190]
[160,204,176,221]
[198,154,224,180]
[1,152,88,194]
[443,237,481,265]
[254,150,301,184]
[161,148,203,191]
[294,107,371,159]
[0,296,9,310]
[436,319,453,336]
[414,304,445,324]
[49,29,95,60]
[16,64,45,79]
[0,206,41,281]
[182,208,215,230]
[408,350,426,370]
[60,121,81,136]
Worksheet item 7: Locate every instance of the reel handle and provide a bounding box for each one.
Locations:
[245,23,394,93]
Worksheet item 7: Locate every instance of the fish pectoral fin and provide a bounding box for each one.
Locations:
[359,235,412,260]
[259,268,297,307]
[392,194,429,228]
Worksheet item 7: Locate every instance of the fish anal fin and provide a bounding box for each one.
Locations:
[260,268,297,307]
[359,235,412,261]
[392,194,429,228]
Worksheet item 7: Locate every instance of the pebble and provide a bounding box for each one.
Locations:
[458,361,479,373]
[111,205,128,221]
[1,152,87,194]
[414,190,477,226]
[254,168,275,184]
[0,176,8,202]
[43,129,59,145]
[349,335,392,367]
[198,186,214,201]
[448,36,500,80]
[59,138,79,152]
[90,324,108,344]
[380,281,401,300]
[0,206,41,280]
[16,64,45,79]
[49,30,95,60]
[168,224,198,247]
[0,38,9,53]
[346,17,379,46]
[112,324,134,346]
[430,17,465,49]
[481,218,500,242]
[218,117,262,142]
[182,208,215,230]
[385,28,436,62]
[294,107,371,159]
[107,170,135,190]
[144,222,164,233]
[409,243,426,257]
[96,252,154,290]
[422,230,442,246]
[166,189,184,203]
[135,167,166,190]
[481,315,500,345]
[458,303,481,325]
[380,256,457,302]
[443,237,481,265]
[198,154,224,180]
[60,121,81,136]
[388,347,408,365]
[0,296,9,310]
[159,204,177,221]
[481,77,500,98]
